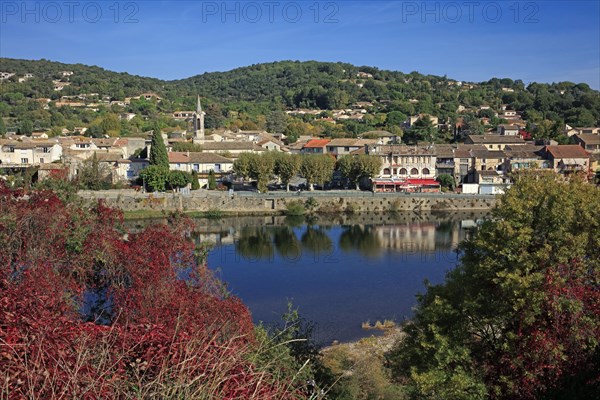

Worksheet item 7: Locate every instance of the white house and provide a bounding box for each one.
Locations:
[0,140,62,166]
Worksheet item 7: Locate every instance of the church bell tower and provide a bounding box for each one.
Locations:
[193,95,205,143]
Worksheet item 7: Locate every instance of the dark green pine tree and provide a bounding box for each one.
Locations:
[149,123,169,167]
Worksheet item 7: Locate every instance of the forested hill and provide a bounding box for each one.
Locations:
[0,58,165,99]
[1,58,599,138]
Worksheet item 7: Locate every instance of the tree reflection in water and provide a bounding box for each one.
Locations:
[301,225,333,256]
[235,226,274,260]
[339,225,382,258]
[272,226,302,259]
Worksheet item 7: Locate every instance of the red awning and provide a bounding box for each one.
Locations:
[406,179,440,186]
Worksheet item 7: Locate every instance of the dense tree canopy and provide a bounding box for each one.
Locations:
[1,58,598,145]
[387,172,600,399]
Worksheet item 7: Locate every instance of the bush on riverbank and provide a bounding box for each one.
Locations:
[285,200,306,216]
[386,172,600,399]
[0,182,313,399]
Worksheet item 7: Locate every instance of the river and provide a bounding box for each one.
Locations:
[186,211,488,344]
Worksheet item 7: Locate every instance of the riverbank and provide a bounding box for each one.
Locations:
[79,189,497,218]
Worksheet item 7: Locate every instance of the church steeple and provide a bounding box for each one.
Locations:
[193,95,205,143]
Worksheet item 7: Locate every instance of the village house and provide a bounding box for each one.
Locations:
[469,147,506,173]
[119,113,137,121]
[573,134,600,154]
[135,93,162,101]
[256,137,285,152]
[565,125,600,137]
[406,114,439,128]
[327,138,364,158]
[92,152,146,183]
[465,134,526,150]
[172,111,195,119]
[361,130,398,145]
[502,145,549,174]
[366,144,436,179]
[302,139,330,154]
[199,141,265,157]
[432,145,456,178]
[0,140,62,167]
[0,72,15,81]
[496,124,520,136]
[543,145,590,175]
[31,131,49,139]
[168,152,233,187]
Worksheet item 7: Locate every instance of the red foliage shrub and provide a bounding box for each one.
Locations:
[0,182,295,399]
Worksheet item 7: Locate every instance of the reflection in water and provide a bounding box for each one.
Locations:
[201,213,487,343]
[235,227,274,260]
[339,225,382,258]
[272,226,302,259]
[301,226,333,256]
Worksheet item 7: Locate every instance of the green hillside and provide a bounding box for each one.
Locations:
[1,58,598,141]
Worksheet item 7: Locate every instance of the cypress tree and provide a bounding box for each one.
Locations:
[149,123,169,167]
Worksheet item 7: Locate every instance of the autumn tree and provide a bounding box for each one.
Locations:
[387,172,600,399]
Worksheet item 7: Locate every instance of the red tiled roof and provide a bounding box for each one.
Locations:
[546,145,590,159]
[304,139,331,148]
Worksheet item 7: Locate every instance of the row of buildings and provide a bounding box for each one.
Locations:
[1,129,598,191]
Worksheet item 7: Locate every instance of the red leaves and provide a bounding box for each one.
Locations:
[0,182,292,399]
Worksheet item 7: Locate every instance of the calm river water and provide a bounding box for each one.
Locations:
[191,211,488,343]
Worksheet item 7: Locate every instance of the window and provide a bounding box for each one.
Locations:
[383,168,391,175]
[21,158,29,164]
[399,168,407,175]
[42,147,50,153]
[410,168,418,175]
[422,168,430,175]
[7,147,14,153]
[344,147,350,152]
[215,164,221,172]
[193,164,199,172]
[40,158,44,164]
[393,168,397,175]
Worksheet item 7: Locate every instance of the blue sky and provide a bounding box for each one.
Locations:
[1,1,599,88]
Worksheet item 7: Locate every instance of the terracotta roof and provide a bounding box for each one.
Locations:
[545,145,590,159]
[470,149,506,159]
[575,134,600,145]
[304,139,331,148]
[200,142,264,151]
[467,135,526,144]
[168,152,233,164]
[368,145,436,156]
[93,153,126,162]
[349,147,366,155]
[363,130,394,137]
[327,138,361,147]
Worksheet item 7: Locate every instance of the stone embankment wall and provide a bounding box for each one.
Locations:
[78,190,497,214]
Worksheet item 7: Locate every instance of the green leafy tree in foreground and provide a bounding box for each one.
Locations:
[436,173,456,191]
[387,172,600,400]
[139,165,170,192]
[301,155,335,190]
[77,152,112,190]
[337,155,382,190]
[274,153,302,191]
[167,170,191,190]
